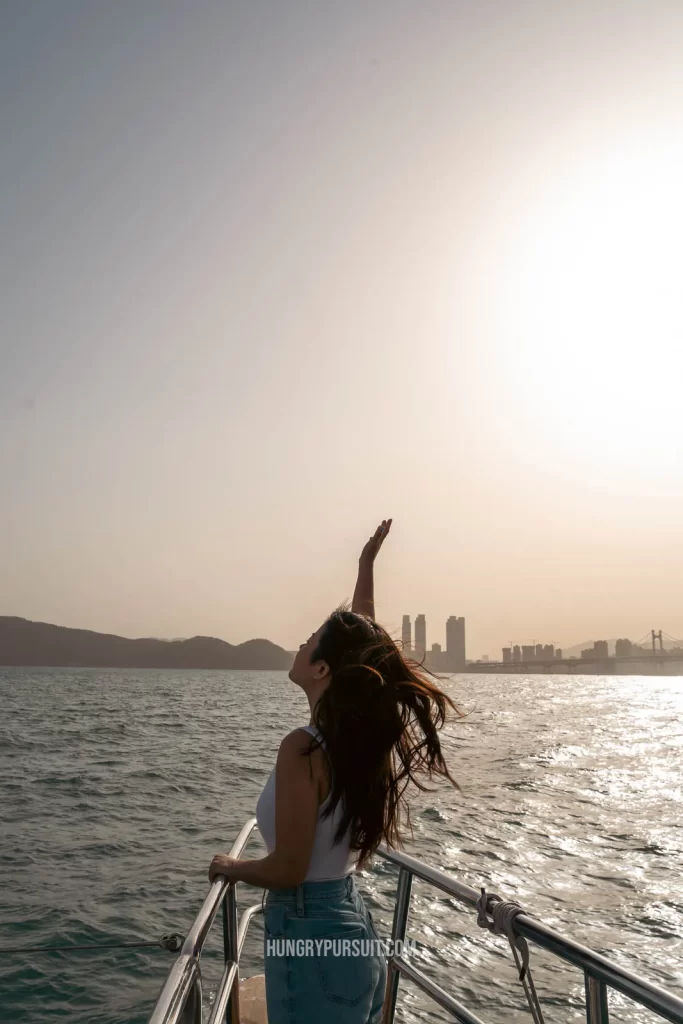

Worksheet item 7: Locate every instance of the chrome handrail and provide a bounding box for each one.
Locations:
[148,817,260,1024]
[206,904,264,1024]
[182,818,257,959]
[376,846,683,1024]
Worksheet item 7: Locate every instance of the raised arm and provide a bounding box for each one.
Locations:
[351,518,392,620]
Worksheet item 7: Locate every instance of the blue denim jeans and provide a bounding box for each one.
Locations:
[263,874,387,1024]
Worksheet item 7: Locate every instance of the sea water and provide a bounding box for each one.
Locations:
[1,668,681,1023]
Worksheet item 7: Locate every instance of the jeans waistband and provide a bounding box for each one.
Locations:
[265,873,356,906]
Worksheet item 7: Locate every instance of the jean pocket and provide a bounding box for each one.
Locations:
[263,903,287,938]
[315,926,376,1006]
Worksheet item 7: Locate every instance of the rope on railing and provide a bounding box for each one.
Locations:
[0,932,184,954]
[476,887,546,1024]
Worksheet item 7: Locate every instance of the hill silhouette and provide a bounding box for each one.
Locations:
[0,617,293,670]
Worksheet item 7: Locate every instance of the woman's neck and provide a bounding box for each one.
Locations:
[305,681,328,721]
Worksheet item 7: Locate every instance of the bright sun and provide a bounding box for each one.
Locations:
[498,140,683,480]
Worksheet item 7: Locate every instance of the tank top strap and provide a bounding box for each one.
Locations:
[300,725,335,794]
[300,724,326,748]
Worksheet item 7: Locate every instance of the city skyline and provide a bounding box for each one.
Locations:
[498,629,683,664]
[391,616,683,665]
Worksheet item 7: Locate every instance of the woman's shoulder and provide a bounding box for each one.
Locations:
[276,728,330,805]
[277,726,320,755]
[276,728,328,777]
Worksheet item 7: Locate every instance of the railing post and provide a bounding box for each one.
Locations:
[179,973,202,1024]
[585,974,609,1023]
[222,883,240,1024]
[382,866,413,1024]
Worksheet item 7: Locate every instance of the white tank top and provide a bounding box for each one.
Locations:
[255,725,358,882]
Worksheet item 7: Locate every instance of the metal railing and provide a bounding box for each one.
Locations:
[377,845,683,1024]
[148,817,261,1024]
[148,818,683,1024]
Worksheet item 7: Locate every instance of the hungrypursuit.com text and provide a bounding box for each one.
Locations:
[265,938,416,957]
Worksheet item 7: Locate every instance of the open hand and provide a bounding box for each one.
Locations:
[359,519,392,565]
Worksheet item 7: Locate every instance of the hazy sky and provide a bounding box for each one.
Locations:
[2,1,682,658]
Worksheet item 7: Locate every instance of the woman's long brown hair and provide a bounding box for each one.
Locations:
[306,604,464,866]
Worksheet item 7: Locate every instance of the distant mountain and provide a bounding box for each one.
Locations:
[0,617,293,670]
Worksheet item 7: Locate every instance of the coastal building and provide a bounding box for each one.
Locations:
[502,647,512,663]
[414,615,426,660]
[402,615,412,653]
[426,642,449,672]
[582,640,609,659]
[446,615,466,671]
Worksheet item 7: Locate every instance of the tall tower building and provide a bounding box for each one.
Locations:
[401,615,412,652]
[446,616,466,672]
[414,615,426,660]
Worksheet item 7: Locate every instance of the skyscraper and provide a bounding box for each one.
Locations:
[446,616,466,672]
[414,615,426,660]
[401,615,412,652]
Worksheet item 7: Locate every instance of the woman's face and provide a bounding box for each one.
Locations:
[288,623,328,688]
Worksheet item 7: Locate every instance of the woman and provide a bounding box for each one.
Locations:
[209,519,460,1023]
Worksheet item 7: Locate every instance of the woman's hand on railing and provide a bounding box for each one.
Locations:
[208,854,238,883]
